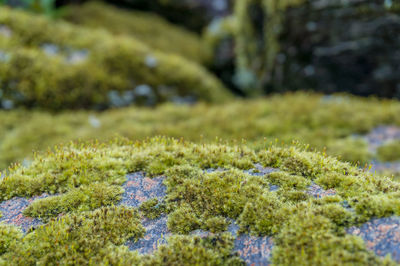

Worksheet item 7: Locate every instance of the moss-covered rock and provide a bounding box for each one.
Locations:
[61,1,211,64]
[0,6,231,110]
[1,93,400,169]
[1,138,399,264]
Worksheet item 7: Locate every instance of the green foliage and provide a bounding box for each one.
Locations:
[0,6,230,110]
[1,137,399,264]
[61,1,211,64]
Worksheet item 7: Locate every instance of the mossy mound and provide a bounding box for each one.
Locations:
[61,2,211,64]
[0,6,230,110]
[1,138,400,264]
[1,93,400,170]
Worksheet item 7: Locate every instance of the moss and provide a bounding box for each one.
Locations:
[23,183,124,221]
[353,194,400,222]
[267,171,310,190]
[139,198,166,219]
[237,192,291,235]
[142,234,243,265]
[0,224,22,255]
[377,140,400,162]
[61,2,211,64]
[1,137,399,264]
[271,207,393,265]
[1,92,400,169]
[0,6,230,110]
[1,206,145,265]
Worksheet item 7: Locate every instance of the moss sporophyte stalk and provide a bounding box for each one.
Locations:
[0,137,399,264]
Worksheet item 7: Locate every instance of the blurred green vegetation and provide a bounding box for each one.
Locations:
[1,92,400,169]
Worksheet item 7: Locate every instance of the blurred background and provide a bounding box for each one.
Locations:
[0,0,399,179]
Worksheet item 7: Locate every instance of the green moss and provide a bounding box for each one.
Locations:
[1,206,145,265]
[272,207,393,265]
[139,198,166,219]
[377,140,400,162]
[1,92,400,169]
[23,183,124,221]
[0,6,230,110]
[353,194,400,222]
[1,137,399,264]
[142,234,243,265]
[0,224,22,255]
[267,171,310,190]
[61,2,210,64]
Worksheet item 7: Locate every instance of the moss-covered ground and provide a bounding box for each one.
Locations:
[0,138,399,264]
[1,93,400,171]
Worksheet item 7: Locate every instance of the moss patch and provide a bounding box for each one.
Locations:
[1,206,145,265]
[1,138,399,264]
